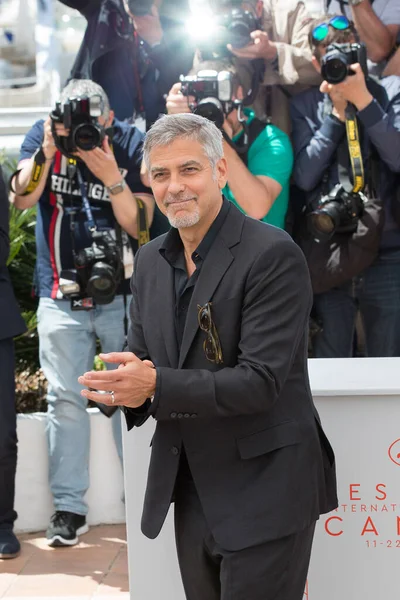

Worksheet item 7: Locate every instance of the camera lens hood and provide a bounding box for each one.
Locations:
[321,53,349,85]
[73,123,103,152]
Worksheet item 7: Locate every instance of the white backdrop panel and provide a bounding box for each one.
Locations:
[123,359,400,600]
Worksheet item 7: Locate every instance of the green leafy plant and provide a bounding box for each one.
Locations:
[1,153,39,373]
[8,203,39,371]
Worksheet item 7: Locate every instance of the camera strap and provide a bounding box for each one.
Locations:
[338,103,365,194]
[9,148,48,196]
[114,221,130,344]
[75,165,97,233]
[243,58,265,108]
[135,196,150,247]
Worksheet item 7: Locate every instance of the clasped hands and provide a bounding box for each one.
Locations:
[78,352,156,409]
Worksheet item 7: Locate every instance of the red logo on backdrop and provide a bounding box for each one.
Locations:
[388,439,400,466]
[303,580,308,599]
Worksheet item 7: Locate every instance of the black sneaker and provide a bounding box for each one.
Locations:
[46,511,89,547]
[0,529,21,559]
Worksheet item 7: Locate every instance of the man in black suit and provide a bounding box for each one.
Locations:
[79,113,338,600]
[0,166,26,558]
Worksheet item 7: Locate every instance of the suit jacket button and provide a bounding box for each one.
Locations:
[191,414,197,418]
[184,413,190,418]
[177,412,183,418]
[171,446,179,456]
[171,412,177,419]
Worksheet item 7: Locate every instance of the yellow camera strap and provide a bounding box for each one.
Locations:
[9,147,49,196]
[343,105,365,194]
[24,164,45,195]
[135,196,150,247]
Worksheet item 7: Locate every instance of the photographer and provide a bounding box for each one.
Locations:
[58,0,193,127]
[290,16,400,358]
[190,0,321,134]
[0,166,26,559]
[325,0,400,76]
[166,61,293,227]
[10,79,167,547]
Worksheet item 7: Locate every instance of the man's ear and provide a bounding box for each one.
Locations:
[236,85,244,101]
[216,157,228,190]
[312,55,321,74]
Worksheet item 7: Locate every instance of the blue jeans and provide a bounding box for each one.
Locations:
[37,295,130,516]
[313,250,400,358]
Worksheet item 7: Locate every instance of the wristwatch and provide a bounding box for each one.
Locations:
[349,0,365,6]
[107,179,127,195]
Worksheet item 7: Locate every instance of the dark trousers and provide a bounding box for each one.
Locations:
[313,249,400,358]
[0,338,18,528]
[174,475,315,600]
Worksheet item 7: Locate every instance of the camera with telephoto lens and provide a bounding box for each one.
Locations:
[127,0,152,15]
[196,0,261,58]
[220,6,259,49]
[59,231,123,306]
[180,70,234,129]
[321,42,368,85]
[307,184,367,242]
[50,95,106,159]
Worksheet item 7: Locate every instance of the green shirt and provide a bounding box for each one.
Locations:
[223,110,293,229]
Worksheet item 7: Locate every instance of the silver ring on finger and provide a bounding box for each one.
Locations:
[111,391,116,404]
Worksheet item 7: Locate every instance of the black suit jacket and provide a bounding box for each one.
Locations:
[0,167,26,342]
[124,202,338,551]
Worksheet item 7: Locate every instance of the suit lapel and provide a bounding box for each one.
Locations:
[178,239,234,369]
[178,204,245,368]
[157,257,179,368]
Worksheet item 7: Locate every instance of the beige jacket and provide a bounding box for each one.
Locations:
[235,0,322,135]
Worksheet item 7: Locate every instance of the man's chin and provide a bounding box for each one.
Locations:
[167,211,200,229]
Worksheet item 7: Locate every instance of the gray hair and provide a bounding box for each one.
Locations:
[60,79,110,121]
[143,113,224,175]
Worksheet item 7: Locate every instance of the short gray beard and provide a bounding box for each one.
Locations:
[167,206,200,229]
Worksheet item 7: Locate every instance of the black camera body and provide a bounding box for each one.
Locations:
[60,231,123,306]
[180,70,234,129]
[50,95,106,159]
[198,3,261,59]
[220,7,259,49]
[307,184,366,242]
[321,42,368,85]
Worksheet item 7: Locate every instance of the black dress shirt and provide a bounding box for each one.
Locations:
[159,197,230,348]
[158,197,230,482]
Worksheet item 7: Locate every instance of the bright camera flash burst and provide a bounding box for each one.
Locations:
[186,12,217,41]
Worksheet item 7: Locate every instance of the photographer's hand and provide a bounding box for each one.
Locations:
[75,136,155,240]
[166,83,193,115]
[75,136,121,187]
[42,117,58,161]
[329,63,373,112]
[129,5,163,47]
[78,352,156,409]
[228,31,277,61]
[320,81,347,123]
[10,116,56,209]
